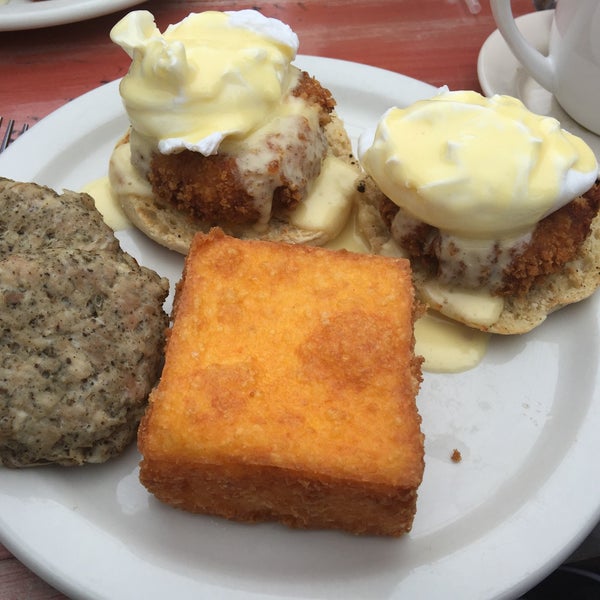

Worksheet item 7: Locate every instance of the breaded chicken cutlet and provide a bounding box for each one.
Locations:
[149,72,337,225]
[379,181,600,297]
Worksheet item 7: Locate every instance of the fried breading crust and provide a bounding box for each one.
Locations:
[502,183,600,295]
[148,71,336,226]
[379,182,600,296]
[149,153,258,225]
[291,71,336,126]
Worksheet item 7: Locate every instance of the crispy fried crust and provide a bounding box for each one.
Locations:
[291,70,336,125]
[501,185,600,296]
[378,183,600,297]
[357,176,600,334]
[149,152,259,225]
[138,229,424,536]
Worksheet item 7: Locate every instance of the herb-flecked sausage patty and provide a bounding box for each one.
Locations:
[0,179,169,467]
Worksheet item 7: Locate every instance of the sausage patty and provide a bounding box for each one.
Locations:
[0,179,169,467]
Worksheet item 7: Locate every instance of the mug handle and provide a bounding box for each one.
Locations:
[489,0,557,93]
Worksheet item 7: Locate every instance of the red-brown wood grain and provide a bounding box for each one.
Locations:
[0,0,534,597]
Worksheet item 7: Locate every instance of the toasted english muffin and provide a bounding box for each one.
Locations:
[109,114,360,255]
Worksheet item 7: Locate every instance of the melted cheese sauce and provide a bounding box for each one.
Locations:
[359,90,598,237]
[221,91,326,225]
[420,281,504,329]
[290,155,357,238]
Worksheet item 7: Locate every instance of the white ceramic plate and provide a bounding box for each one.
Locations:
[1,55,600,600]
[477,9,600,161]
[0,0,145,31]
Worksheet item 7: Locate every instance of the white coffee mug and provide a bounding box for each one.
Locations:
[490,0,600,135]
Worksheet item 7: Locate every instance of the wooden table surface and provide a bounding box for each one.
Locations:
[0,0,585,598]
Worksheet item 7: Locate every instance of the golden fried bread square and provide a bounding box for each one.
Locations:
[138,228,424,536]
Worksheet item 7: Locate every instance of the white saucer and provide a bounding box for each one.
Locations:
[477,9,600,160]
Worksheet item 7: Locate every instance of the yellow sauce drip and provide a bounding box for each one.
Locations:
[290,155,357,238]
[415,311,490,373]
[81,177,131,232]
[420,280,504,329]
